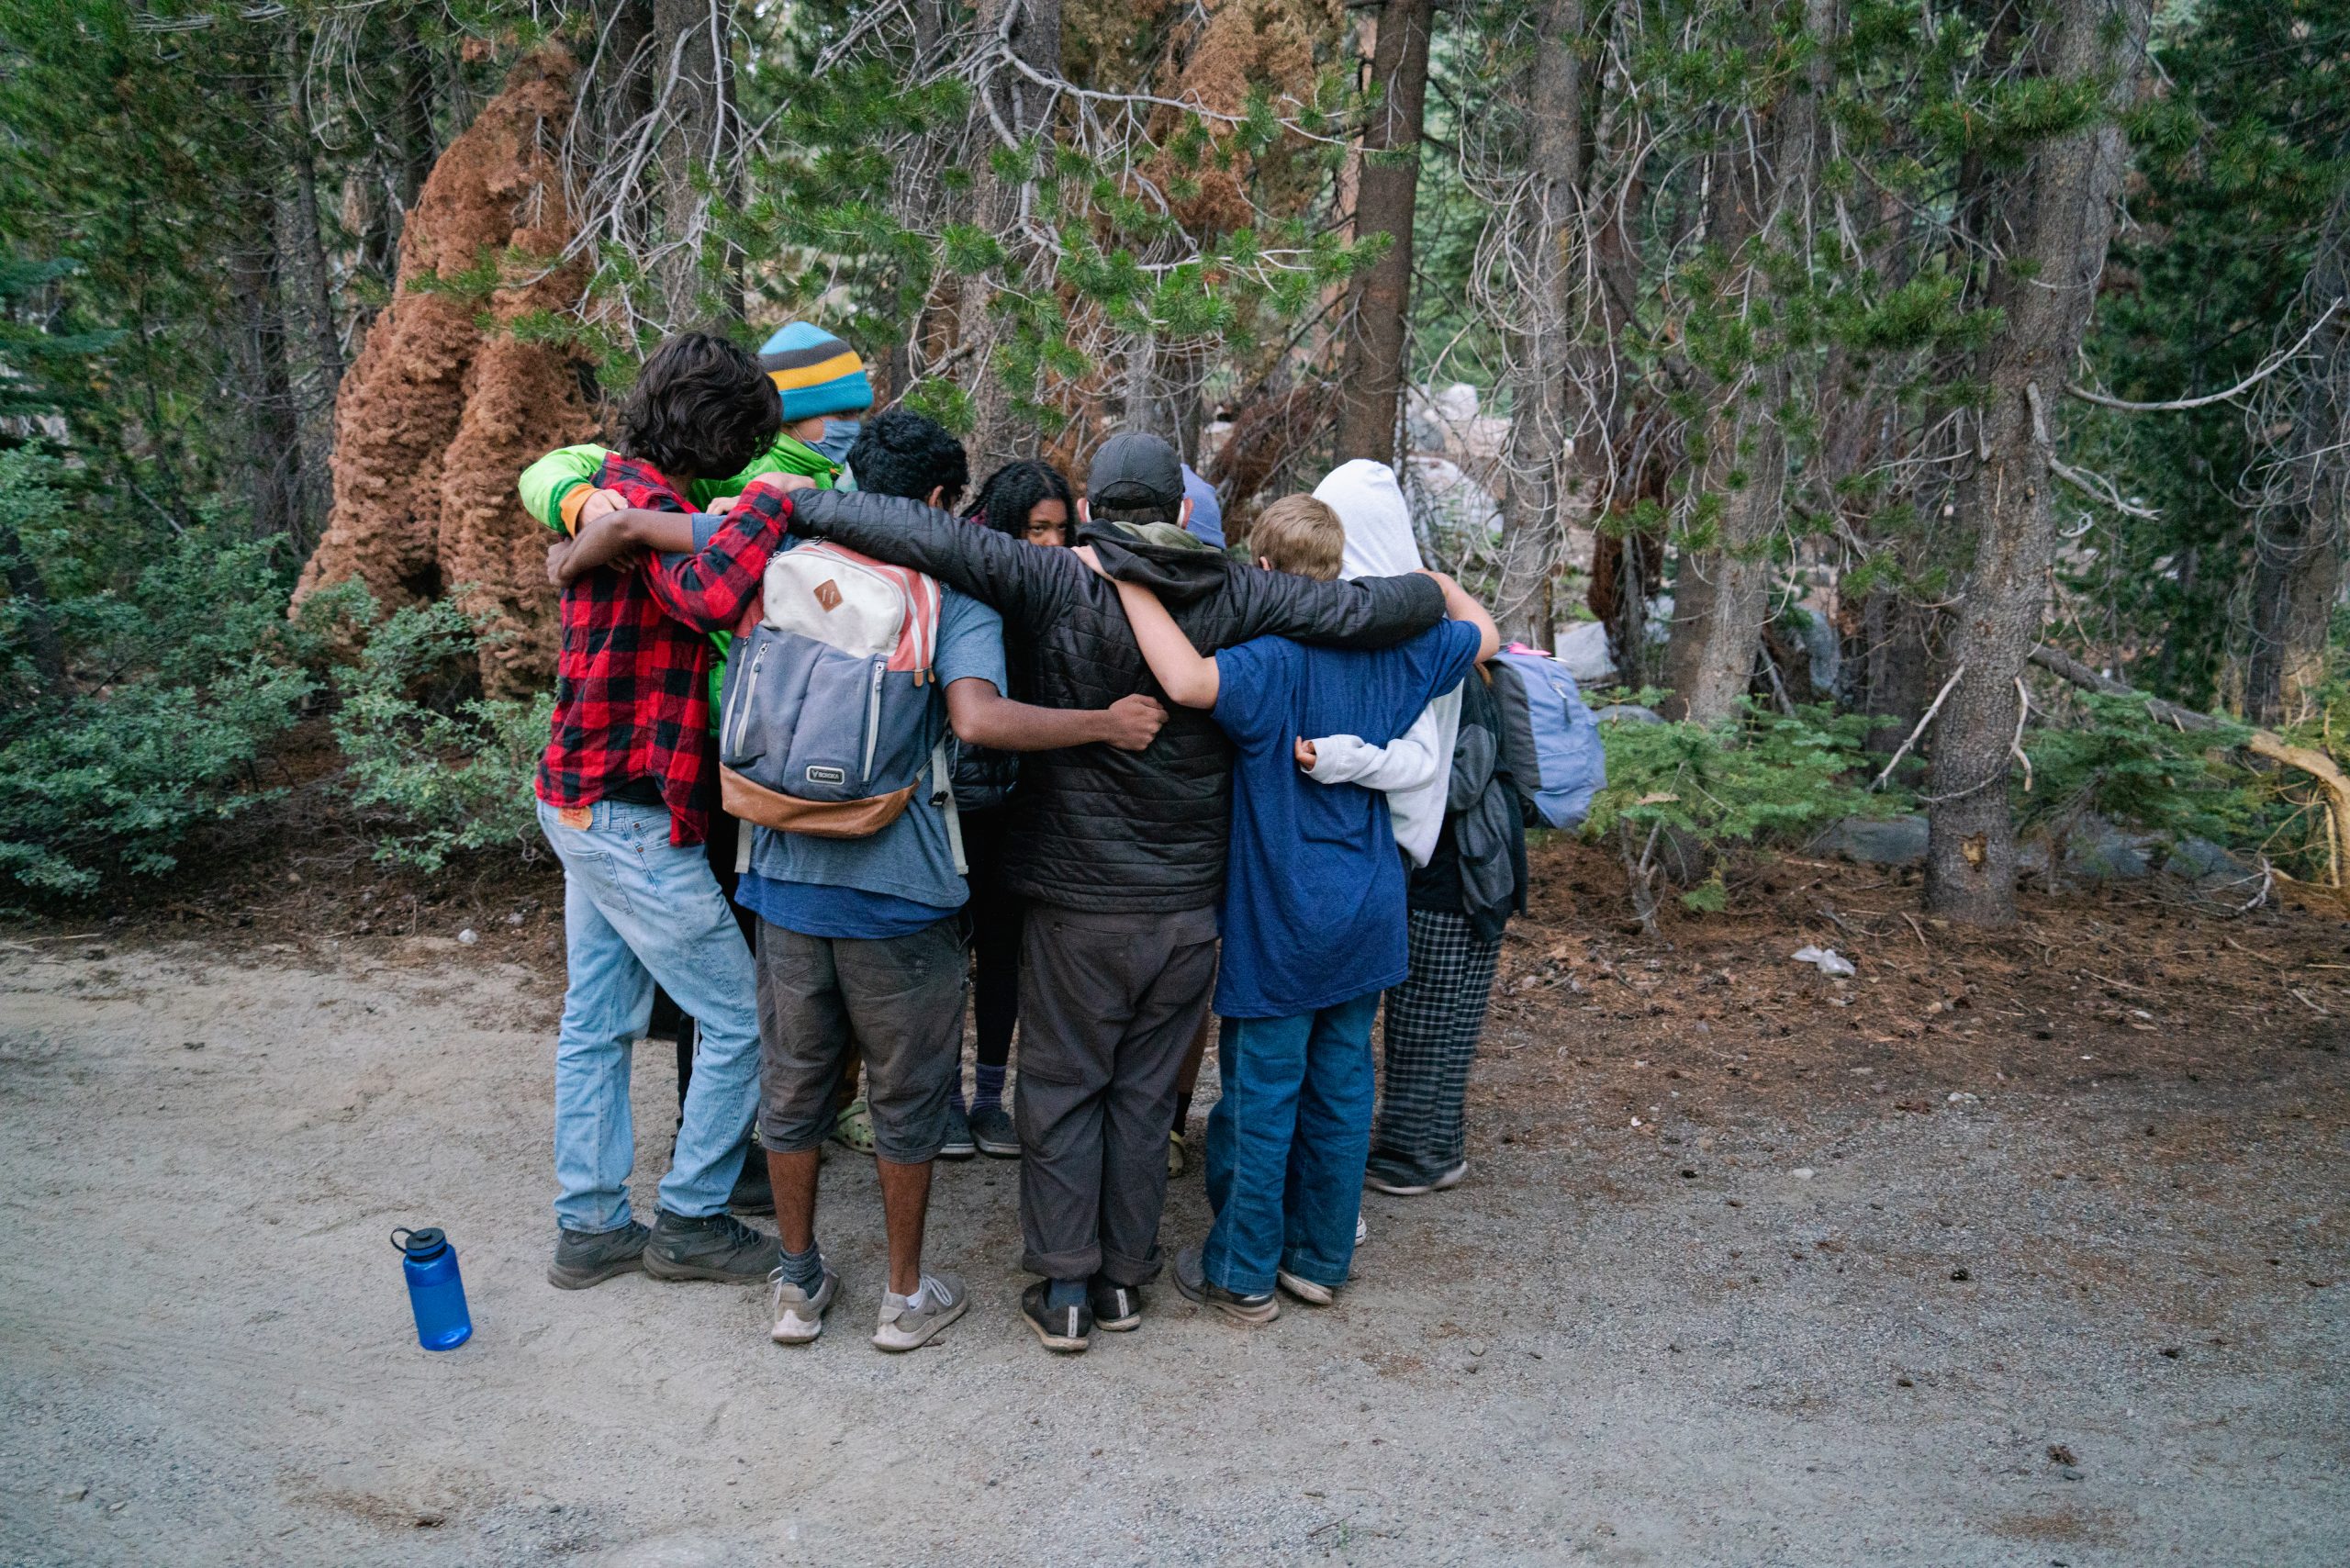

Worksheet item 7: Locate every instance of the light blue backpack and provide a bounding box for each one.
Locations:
[1488,644,1606,830]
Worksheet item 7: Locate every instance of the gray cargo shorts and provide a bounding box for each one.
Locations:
[754,916,965,1165]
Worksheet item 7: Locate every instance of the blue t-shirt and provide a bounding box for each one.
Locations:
[741,584,1008,936]
[1209,620,1482,1018]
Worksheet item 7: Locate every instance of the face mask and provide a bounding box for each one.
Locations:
[812,419,859,464]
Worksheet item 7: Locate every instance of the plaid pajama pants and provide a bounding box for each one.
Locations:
[1369,909,1503,1182]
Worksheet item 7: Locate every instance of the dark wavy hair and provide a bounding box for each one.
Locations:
[967,460,1075,540]
[615,331,780,482]
[845,409,969,509]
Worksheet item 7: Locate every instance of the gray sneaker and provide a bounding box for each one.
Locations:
[768,1263,839,1344]
[872,1271,970,1352]
[1174,1243,1278,1325]
[940,1101,977,1160]
[642,1209,781,1283]
[969,1103,1020,1158]
[547,1220,649,1290]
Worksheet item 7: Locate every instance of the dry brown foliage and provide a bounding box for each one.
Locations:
[294,48,598,696]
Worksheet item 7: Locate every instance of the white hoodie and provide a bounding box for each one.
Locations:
[1303,459,1464,868]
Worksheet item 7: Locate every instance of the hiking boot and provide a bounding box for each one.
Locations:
[1275,1268,1336,1307]
[726,1148,773,1215]
[1174,1244,1277,1325]
[1089,1278,1145,1332]
[872,1271,969,1352]
[939,1101,977,1160]
[547,1220,649,1290]
[642,1209,781,1283]
[1365,1159,1468,1197]
[767,1263,839,1345]
[969,1103,1020,1158]
[1022,1281,1091,1353]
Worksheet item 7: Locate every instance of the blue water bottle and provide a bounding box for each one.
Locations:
[392,1226,473,1350]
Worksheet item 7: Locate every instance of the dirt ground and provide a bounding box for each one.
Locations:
[1,841,2345,1567]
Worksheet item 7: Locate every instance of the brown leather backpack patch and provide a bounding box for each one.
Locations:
[814,578,843,611]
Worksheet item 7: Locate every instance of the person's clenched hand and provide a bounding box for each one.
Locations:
[1099,693,1168,752]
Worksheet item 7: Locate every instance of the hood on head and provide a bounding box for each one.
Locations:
[1312,459,1423,581]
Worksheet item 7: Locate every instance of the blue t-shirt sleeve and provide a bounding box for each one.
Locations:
[1375,620,1482,741]
[1210,636,1294,750]
[934,588,1010,691]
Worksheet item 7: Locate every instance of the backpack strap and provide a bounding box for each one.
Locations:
[930,734,967,877]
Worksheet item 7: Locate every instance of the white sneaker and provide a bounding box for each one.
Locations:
[872,1271,970,1352]
[1276,1268,1336,1306]
[1356,1213,1369,1246]
[768,1264,837,1344]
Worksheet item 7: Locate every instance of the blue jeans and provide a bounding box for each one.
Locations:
[538,798,761,1233]
[1202,990,1382,1294]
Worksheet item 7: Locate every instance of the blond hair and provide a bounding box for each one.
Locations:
[1249,493,1345,580]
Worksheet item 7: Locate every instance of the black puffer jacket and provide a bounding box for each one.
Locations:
[787,489,1447,912]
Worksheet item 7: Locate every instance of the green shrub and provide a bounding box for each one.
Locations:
[2018,692,2261,858]
[1585,702,1898,930]
[0,450,319,901]
[330,595,552,873]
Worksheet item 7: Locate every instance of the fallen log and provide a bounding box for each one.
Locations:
[2030,644,2350,892]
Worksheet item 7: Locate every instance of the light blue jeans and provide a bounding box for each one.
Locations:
[538,798,761,1234]
[1203,989,1382,1295]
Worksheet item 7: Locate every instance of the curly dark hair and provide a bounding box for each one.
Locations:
[615,331,780,483]
[966,459,1075,541]
[845,409,969,509]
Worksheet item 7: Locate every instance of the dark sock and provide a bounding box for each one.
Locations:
[1046,1277,1087,1311]
[973,1064,1007,1115]
[1172,1091,1194,1137]
[778,1242,823,1294]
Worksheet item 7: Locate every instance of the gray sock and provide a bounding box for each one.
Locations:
[778,1242,823,1294]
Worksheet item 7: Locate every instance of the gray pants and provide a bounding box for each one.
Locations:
[755,917,964,1165]
[1014,903,1219,1283]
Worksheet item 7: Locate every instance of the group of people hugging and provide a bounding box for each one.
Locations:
[520,323,1526,1354]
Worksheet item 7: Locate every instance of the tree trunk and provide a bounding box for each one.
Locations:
[1659,0,1834,722]
[958,0,1060,473]
[647,0,733,329]
[1492,0,1584,649]
[283,28,342,548]
[1923,0,2153,927]
[2246,196,2350,725]
[1333,0,1436,465]
[227,68,303,551]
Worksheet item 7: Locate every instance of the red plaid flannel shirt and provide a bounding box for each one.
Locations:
[534,454,789,846]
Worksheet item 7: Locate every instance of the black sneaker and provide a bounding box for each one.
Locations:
[1173,1243,1278,1325]
[1090,1277,1145,1332]
[547,1220,650,1290]
[726,1148,773,1215]
[1022,1281,1091,1353]
[968,1103,1020,1158]
[642,1209,781,1283]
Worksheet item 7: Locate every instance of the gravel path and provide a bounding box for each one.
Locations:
[1,935,2343,1566]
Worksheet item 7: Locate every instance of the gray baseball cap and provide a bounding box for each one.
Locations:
[1086,431,1184,515]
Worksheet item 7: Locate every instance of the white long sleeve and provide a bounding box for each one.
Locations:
[1303,692,1461,868]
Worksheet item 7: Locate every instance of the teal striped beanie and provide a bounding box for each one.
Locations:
[757,322,875,421]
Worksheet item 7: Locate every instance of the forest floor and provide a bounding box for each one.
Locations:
[1,826,2346,1567]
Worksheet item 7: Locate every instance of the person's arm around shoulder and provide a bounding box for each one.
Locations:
[642,473,811,632]
[789,488,1074,628]
[1220,558,1447,651]
[546,507,701,588]
[1298,707,1444,791]
[519,444,612,533]
[1094,556,1219,708]
[1424,569,1502,664]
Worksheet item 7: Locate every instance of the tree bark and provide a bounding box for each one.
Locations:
[226,66,304,551]
[958,0,1060,473]
[2245,195,2350,725]
[1923,0,2153,927]
[1333,0,1436,465]
[1659,0,1835,722]
[1491,0,1584,649]
[648,0,734,329]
